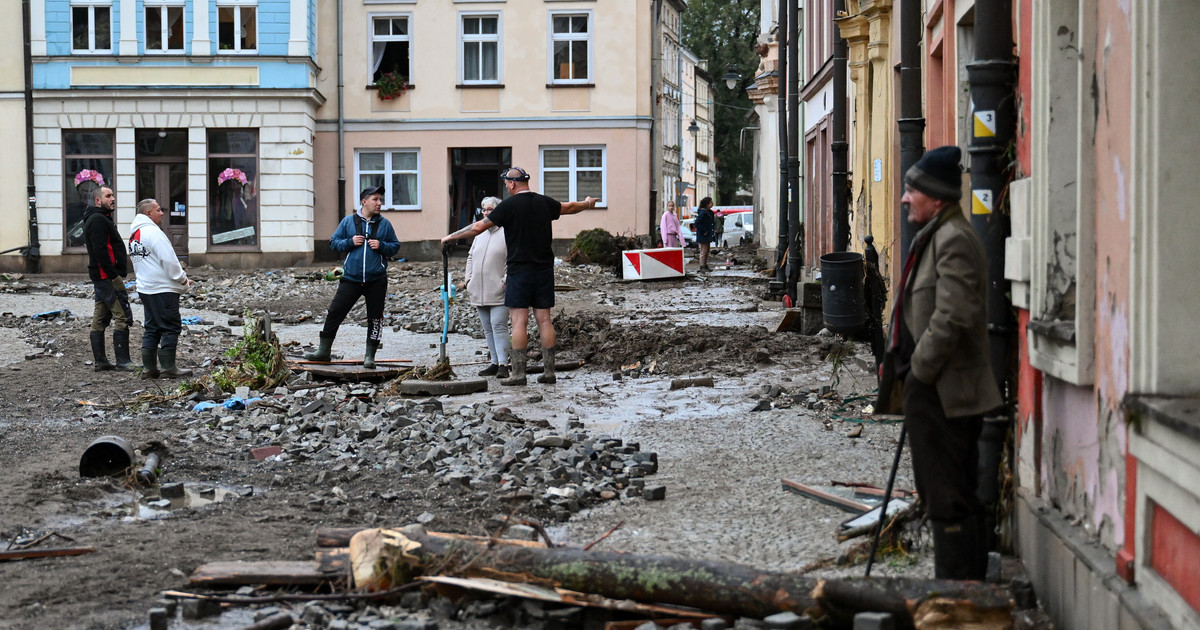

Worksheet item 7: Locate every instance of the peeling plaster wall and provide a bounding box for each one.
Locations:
[1038,0,1133,553]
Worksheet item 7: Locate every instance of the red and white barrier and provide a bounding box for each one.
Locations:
[621,247,686,280]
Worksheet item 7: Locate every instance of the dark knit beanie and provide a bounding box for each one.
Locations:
[905,145,962,201]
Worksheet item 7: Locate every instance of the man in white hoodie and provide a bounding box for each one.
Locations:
[128,199,193,379]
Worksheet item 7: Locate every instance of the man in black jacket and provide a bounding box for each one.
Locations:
[83,186,132,371]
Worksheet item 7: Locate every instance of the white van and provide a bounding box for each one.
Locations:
[714,207,754,247]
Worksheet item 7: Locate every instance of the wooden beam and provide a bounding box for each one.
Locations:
[781,478,873,514]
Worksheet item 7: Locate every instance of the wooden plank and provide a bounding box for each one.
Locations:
[290,362,413,383]
[781,478,873,514]
[0,547,95,562]
[188,561,327,586]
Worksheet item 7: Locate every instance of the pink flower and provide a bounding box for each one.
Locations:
[217,168,248,185]
[74,169,105,187]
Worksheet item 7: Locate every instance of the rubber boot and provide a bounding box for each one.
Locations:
[158,347,193,379]
[363,340,379,369]
[537,345,557,384]
[140,348,159,379]
[932,519,985,580]
[501,348,527,386]
[90,331,114,372]
[112,329,133,371]
[304,335,335,361]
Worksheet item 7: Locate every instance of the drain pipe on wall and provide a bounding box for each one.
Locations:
[896,0,925,261]
[783,0,801,301]
[830,0,850,254]
[968,0,1017,552]
[770,0,788,297]
[22,0,40,273]
[336,0,346,218]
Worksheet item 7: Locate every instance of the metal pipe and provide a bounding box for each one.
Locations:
[784,0,801,301]
[137,452,161,486]
[771,0,789,295]
[337,0,346,218]
[831,0,850,254]
[897,0,926,260]
[22,0,40,273]
[650,0,663,240]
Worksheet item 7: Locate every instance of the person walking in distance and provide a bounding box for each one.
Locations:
[440,167,597,386]
[693,197,716,271]
[875,145,1003,580]
[660,200,683,248]
[305,185,401,369]
[83,186,133,371]
[127,199,193,378]
[464,196,511,379]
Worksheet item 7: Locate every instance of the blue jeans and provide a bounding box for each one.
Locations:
[476,305,510,365]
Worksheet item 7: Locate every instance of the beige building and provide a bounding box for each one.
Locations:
[313,0,655,257]
[0,2,31,268]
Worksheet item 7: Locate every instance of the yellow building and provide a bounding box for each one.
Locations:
[0,1,32,270]
[835,0,897,281]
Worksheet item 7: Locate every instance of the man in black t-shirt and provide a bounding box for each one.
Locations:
[441,167,597,386]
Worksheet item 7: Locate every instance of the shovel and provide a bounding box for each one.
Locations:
[438,245,456,369]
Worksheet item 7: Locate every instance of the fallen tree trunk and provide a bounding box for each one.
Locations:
[352,526,817,619]
[812,577,1014,629]
[351,526,1013,627]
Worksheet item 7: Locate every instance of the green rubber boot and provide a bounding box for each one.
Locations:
[140,348,159,379]
[304,335,334,361]
[363,340,379,369]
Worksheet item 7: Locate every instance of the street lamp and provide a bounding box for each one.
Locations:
[687,119,700,137]
[723,66,741,90]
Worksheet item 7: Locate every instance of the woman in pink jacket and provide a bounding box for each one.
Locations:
[464,197,510,378]
[660,200,683,248]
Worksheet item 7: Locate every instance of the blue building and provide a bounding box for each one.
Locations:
[26,0,321,269]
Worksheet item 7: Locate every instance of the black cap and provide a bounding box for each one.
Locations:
[905,145,963,201]
[360,184,385,200]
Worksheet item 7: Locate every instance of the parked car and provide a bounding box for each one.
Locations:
[680,218,697,247]
[717,210,753,247]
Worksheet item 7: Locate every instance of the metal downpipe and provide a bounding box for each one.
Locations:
[22,0,40,273]
[771,0,789,295]
[831,0,850,254]
[337,0,346,217]
[784,0,801,301]
[897,0,925,260]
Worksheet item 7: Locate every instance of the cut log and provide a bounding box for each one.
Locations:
[350,526,817,619]
[316,527,547,549]
[812,577,1014,629]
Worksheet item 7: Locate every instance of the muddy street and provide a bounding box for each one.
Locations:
[0,260,926,630]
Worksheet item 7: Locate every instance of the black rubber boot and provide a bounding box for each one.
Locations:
[112,329,133,371]
[363,340,379,369]
[304,335,335,361]
[90,331,114,372]
[500,348,527,386]
[537,346,557,384]
[932,518,986,580]
[158,348,193,379]
[140,348,159,379]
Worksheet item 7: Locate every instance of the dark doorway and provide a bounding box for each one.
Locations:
[135,129,189,258]
[449,147,510,233]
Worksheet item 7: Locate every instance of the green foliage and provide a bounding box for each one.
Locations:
[375,71,409,99]
[573,228,616,263]
[210,312,289,391]
[681,0,761,204]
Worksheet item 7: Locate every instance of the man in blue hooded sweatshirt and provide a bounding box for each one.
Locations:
[305,185,400,368]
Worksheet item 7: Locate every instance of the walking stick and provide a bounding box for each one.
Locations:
[865,423,906,577]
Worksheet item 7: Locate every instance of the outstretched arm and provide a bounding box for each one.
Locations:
[441,218,495,244]
[560,196,599,215]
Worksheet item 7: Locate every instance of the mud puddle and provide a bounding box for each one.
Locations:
[130,483,251,520]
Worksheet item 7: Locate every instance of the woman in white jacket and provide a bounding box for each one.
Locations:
[127,199,192,379]
[464,197,510,378]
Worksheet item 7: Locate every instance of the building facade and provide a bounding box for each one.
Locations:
[1,1,32,268]
[311,0,653,258]
[19,0,321,272]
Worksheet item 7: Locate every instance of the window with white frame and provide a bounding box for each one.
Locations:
[145,2,185,52]
[71,1,112,53]
[460,14,500,84]
[549,12,591,83]
[370,15,410,84]
[541,147,605,206]
[217,0,257,53]
[356,150,420,210]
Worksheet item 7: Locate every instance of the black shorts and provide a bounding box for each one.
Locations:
[505,268,555,310]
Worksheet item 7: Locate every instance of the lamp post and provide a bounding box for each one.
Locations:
[723,66,741,90]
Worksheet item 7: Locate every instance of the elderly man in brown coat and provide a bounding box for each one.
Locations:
[876,145,1003,580]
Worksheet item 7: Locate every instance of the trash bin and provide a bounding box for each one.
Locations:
[820,252,865,334]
